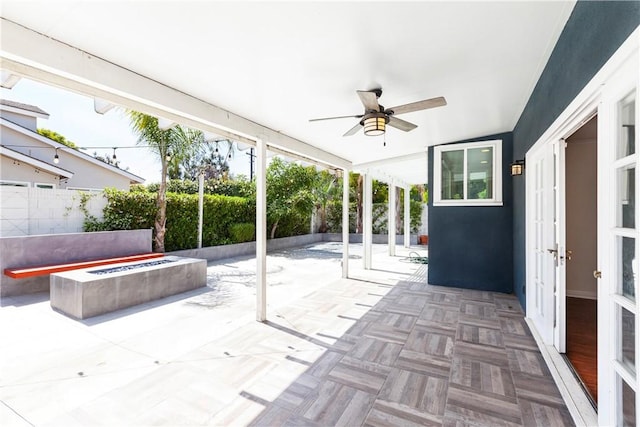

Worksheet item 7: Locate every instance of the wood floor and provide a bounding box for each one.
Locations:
[249,266,574,426]
[566,297,598,405]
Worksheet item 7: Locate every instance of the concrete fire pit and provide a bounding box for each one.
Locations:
[50,256,207,319]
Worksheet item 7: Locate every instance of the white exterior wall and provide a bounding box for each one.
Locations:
[1,126,133,190]
[0,156,59,186]
[0,186,106,237]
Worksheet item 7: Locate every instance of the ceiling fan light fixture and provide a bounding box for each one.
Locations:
[363,116,386,136]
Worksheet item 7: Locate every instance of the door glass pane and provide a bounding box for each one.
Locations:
[619,306,636,372]
[618,166,636,229]
[619,236,636,300]
[617,92,636,159]
[441,150,464,200]
[467,147,493,199]
[621,377,636,427]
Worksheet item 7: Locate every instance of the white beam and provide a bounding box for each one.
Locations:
[388,184,396,256]
[342,168,350,278]
[363,173,373,270]
[353,151,428,169]
[404,186,411,248]
[93,97,115,114]
[198,172,204,249]
[157,117,177,130]
[1,70,21,88]
[0,19,351,170]
[256,139,267,322]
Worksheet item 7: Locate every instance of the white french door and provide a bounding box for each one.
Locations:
[527,139,566,347]
[598,51,639,426]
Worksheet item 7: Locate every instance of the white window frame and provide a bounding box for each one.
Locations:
[0,180,29,187]
[35,182,55,189]
[433,139,503,206]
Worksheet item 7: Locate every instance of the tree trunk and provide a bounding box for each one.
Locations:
[154,152,168,252]
[270,220,279,240]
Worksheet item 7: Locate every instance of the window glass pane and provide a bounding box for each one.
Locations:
[618,166,636,229]
[619,306,636,372]
[441,150,464,200]
[617,93,636,159]
[621,376,636,427]
[619,236,636,301]
[467,147,493,199]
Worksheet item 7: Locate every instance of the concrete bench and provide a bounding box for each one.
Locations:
[3,253,164,279]
[50,256,207,319]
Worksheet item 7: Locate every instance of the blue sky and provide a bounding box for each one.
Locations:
[1,78,252,183]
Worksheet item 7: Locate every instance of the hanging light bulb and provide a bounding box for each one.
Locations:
[228,152,232,160]
[112,147,117,161]
[215,144,219,154]
[166,151,172,162]
[53,148,60,164]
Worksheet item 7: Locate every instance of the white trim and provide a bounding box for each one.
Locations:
[433,139,503,206]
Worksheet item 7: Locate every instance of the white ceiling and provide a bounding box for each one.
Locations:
[0,1,576,184]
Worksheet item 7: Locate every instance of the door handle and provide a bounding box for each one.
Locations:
[547,248,558,260]
[593,270,602,279]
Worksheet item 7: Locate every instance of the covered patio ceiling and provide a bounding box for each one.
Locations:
[0,1,575,184]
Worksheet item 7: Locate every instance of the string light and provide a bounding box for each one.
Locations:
[53,148,60,164]
[112,147,117,161]
[166,151,172,162]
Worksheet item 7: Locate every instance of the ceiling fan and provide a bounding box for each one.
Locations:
[309,88,446,137]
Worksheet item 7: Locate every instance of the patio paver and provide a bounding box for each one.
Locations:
[0,243,573,426]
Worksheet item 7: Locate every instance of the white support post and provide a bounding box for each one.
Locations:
[342,168,350,278]
[198,172,204,248]
[363,173,373,270]
[388,183,396,256]
[404,185,410,247]
[256,139,267,322]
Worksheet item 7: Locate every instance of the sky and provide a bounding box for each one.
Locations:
[0,78,253,183]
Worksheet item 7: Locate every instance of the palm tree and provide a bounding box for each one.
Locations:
[127,111,202,252]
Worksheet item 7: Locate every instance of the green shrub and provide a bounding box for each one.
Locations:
[86,189,254,251]
[230,223,256,243]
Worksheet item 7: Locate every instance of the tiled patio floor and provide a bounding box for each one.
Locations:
[0,243,573,426]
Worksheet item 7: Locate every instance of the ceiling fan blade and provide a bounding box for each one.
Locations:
[357,90,380,112]
[309,114,363,122]
[387,96,447,115]
[388,116,418,132]
[343,122,362,137]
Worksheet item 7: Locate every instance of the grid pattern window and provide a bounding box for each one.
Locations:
[434,140,503,206]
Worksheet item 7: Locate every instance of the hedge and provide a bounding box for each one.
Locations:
[85,189,254,252]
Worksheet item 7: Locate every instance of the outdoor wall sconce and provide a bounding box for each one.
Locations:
[510,159,525,176]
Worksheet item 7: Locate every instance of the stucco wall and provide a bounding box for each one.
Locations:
[427,132,514,293]
[512,1,640,308]
[0,229,152,298]
[1,109,38,131]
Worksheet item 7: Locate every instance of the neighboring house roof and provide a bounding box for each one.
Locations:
[0,145,74,179]
[0,99,49,118]
[0,116,145,184]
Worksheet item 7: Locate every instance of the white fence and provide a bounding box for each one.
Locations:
[0,187,106,237]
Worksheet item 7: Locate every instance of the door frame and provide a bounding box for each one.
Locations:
[524,28,639,426]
